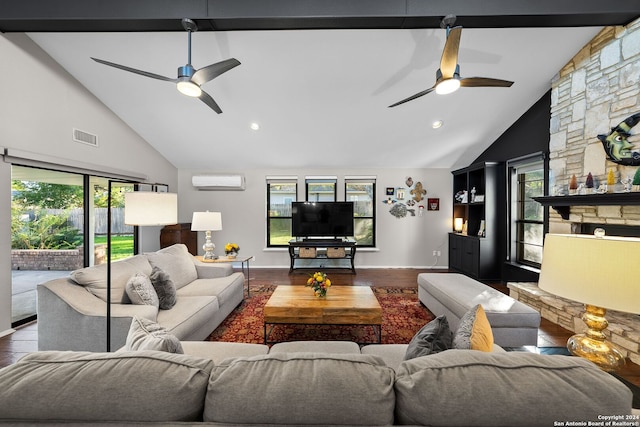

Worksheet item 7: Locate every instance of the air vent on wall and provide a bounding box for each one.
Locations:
[192,174,245,190]
[73,128,98,147]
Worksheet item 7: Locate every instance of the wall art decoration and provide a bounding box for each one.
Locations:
[410,181,427,202]
[405,177,413,187]
[427,198,439,211]
[396,187,406,200]
[388,202,416,218]
[386,187,395,196]
[383,197,396,205]
[597,111,640,166]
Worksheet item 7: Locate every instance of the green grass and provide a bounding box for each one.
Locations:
[94,235,134,260]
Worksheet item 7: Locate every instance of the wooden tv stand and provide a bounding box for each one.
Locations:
[288,239,357,274]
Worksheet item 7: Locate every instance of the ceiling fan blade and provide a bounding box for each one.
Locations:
[460,77,514,88]
[388,86,436,108]
[191,58,241,86]
[91,57,176,82]
[198,90,223,114]
[440,26,462,79]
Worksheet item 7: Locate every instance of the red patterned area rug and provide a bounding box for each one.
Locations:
[207,283,434,344]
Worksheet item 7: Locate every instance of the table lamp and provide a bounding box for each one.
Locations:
[538,231,640,371]
[454,217,464,233]
[191,211,222,260]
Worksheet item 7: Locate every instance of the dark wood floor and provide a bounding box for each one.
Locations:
[1,268,639,387]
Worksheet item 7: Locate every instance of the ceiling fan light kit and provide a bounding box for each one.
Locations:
[435,78,460,95]
[177,78,202,97]
[389,15,513,108]
[91,18,240,114]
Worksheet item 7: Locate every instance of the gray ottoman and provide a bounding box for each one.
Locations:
[417,273,541,347]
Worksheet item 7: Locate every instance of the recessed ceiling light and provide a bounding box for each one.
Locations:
[432,120,443,129]
[250,122,260,131]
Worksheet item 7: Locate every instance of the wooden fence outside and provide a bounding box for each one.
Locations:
[47,208,133,235]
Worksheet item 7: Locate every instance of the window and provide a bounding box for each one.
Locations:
[508,155,545,267]
[346,177,376,247]
[267,178,297,247]
[10,166,136,327]
[306,177,336,202]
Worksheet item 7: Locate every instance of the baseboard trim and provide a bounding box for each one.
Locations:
[0,329,16,339]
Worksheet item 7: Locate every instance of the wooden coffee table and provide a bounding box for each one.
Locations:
[263,285,382,344]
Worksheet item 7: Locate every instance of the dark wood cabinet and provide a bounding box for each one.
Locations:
[160,223,198,255]
[449,162,503,280]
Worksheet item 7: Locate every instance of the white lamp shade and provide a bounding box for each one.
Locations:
[191,211,222,231]
[538,233,640,315]
[454,217,464,232]
[124,192,177,226]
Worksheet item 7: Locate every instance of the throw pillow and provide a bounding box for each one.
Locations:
[403,315,452,360]
[452,304,494,352]
[125,273,159,308]
[146,244,198,290]
[149,266,177,310]
[125,316,183,353]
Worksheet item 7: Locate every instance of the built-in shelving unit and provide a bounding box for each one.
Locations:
[449,162,504,280]
[534,193,640,219]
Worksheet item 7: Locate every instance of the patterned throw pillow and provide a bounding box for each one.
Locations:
[452,304,494,352]
[403,315,452,360]
[149,266,177,310]
[124,316,183,353]
[125,273,159,308]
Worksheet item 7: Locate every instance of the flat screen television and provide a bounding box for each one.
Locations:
[291,202,354,238]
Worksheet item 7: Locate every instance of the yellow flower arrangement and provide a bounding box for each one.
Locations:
[306,271,331,297]
[224,243,240,255]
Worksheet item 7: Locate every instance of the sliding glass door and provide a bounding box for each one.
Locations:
[10,167,135,326]
[11,166,85,326]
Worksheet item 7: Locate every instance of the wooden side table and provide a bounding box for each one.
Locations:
[195,255,254,297]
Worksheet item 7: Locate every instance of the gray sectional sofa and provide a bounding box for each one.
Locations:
[0,340,634,425]
[418,272,541,347]
[37,244,244,352]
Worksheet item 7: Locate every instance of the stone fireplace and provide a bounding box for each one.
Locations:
[509,19,640,365]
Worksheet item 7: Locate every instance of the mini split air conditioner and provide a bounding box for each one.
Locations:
[192,174,245,190]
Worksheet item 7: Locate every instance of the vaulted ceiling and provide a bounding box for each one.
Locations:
[3,1,639,170]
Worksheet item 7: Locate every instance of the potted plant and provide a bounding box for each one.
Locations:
[224,242,240,259]
[306,271,331,297]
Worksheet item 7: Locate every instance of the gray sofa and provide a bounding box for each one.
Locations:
[418,273,541,347]
[0,340,633,425]
[37,244,245,352]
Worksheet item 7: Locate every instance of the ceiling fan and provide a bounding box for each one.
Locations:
[91,18,240,114]
[388,15,513,108]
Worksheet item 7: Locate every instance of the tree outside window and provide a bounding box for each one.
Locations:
[346,179,375,247]
[508,156,545,267]
[267,181,297,247]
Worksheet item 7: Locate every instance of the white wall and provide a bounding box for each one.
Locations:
[0,33,178,334]
[0,32,455,335]
[179,168,452,268]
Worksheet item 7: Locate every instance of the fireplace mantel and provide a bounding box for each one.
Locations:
[534,193,640,219]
